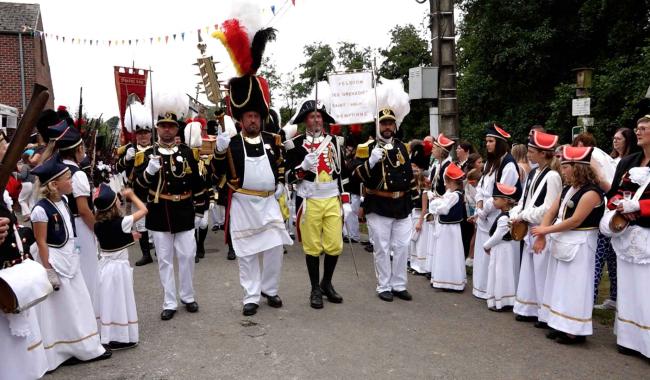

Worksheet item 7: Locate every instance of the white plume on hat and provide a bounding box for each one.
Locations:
[370,77,411,127]
[123,102,152,133]
[226,0,264,43]
[223,115,237,138]
[184,121,203,148]
[282,123,298,140]
[152,83,188,120]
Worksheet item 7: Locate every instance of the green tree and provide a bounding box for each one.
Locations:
[337,42,371,71]
[378,24,431,140]
[298,42,336,95]
[258,57,281,105]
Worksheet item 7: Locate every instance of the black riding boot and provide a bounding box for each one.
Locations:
[196,227,208,259]
[306,255,323,309]
[320,254,343,303]
[135,231,153,266]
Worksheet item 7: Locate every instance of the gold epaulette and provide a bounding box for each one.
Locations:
[134,151,145,167]
[355,141,372,159]
[274,134,282,146]
[192,148,200,161]
[117,144,128,156]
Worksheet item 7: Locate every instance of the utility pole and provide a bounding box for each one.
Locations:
[425,0,459,139]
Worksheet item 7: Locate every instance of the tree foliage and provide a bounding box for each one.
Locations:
[457,0,650,146]
[337,42,372,71]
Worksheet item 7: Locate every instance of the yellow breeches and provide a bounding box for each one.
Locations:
[300,196,343,257]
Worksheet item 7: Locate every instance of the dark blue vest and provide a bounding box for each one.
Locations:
[36,198,76,248]
[430,159,451,196]
[496,153,522,194]
[94,217,135,252]
[439,190,466,224]
[522,167,550,207]
[489,211,512,241]
[560,185,604,230]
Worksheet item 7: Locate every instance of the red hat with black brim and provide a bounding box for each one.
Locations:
[486,123,511,141]
[561,146,593,165]
[434,133,455,151]
[444,162,465,181]
[493,182,522,202]
[528,130,558,151]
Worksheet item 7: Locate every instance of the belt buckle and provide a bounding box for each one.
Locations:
[173,194,180,201]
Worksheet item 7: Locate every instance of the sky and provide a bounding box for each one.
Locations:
[14,0,436,119]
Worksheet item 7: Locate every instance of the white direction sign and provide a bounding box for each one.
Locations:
[328,72,374,125]
[572,98,591,116]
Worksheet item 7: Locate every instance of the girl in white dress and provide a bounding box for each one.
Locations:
[531,146,604,345]
[94,185,147,350]
[429,162,467,291]
[483,183,521,311]
[30,157,110,371]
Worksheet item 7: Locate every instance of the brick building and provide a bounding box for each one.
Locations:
[0,2,54,127]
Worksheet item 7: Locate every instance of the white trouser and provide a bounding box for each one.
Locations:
[134,216,147,233]
[343,194,361,240]
[366,213,411,293]
[210,204,225,226]
[237,245,284,305]
[151,230,196,310]
[18,182,33,216]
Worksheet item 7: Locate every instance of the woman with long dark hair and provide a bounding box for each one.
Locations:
[471,124,520,299]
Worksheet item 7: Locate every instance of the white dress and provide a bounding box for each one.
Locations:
[511,168,562,318]
[429,191,466,291]
[409,197,431,274]
[483,214,520,309]
[540,187,598,336]
[64,159,99,314]
[31,200,106,371]
[0,301,49,380]
[97,216,138,345]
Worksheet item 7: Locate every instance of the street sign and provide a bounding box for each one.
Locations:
[572,126,585,140]
[578,117,594,127]
[572,98,591,116]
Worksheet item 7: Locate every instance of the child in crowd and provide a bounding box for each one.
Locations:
[94,184,147,350]
[428,163,467,291]
[30,157,110,371]
[410,167,432,275]
[483,182,521,311]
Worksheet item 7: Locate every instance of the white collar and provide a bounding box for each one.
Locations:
[62,159,78,167]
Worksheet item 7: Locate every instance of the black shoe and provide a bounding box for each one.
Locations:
[86,347,112,363]
[515,315,538,323]
[556,334,586,345]
[243,303,258,316]
[360,240,370,246]
[195,255,200,263]
[160,309,176,320]
[391,289,413,301]
[227,249,236,260]
[364,244,374,253]
[617,344,640,356]
[343,237,360,243]
[534,321,549,329]
[182,301,199,313]
[108,341,138,351]
[310,288,324,309]
[378,291,393,302]
[211,225,219,232]
[546,329,565,340]
[320,282,343,303]
[261,292,283,308]
[135,255,153,266]
[196,248,205,259]
[283,247,288,254]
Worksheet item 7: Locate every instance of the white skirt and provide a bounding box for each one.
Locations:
[75,216,99,314]
[615,258,650,358]
[431,222,466,290]
[514,232,550,317]
[0,311,49,380]
[472,212,498,299]
[541,230,597,336]
[35,260,105,371]
[486,240,520,309]
[409,210,431,274]
[97,250,139,344]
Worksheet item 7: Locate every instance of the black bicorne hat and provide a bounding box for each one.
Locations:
[293,99,335,125]
[228,75,271,122]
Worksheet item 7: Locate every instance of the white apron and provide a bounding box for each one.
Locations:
[230,137,293,257]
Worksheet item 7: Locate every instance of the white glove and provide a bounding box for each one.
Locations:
[368,147,385,169]
[199,211,209,229]
[300,152,318,171]
[209,201,216,211]
[46,268,61,291]
[216,132,231,152]
[194,215,203,229]
[145,155,161,175]
[621,199,641,214]
[125,147,136,161]
[274,183,285,200]
[342,202,353,221]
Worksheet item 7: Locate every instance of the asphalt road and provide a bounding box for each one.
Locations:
[47,231,648,379]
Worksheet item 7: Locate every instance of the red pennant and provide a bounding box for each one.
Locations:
[165,35,169,43]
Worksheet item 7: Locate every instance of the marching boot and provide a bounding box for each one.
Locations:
[306,254,323,309]
[135,231,153,266]
[320,254,342,303]
[196,227,208,259]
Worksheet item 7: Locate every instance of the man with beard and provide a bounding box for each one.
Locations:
[134,98,206,321]
[353,98,418,302]
[117,103,155,266]
[285,91,349,309]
